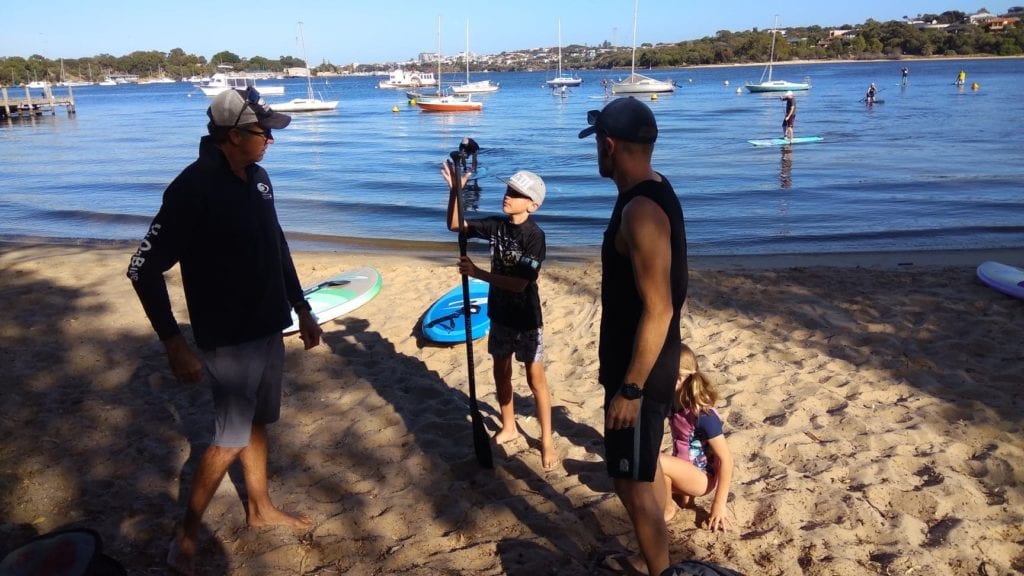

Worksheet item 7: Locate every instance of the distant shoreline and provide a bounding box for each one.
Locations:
[593,53,1024,72]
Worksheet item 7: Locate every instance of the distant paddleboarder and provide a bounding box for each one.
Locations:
[781,91,796,141]
[901,66,909,87]
[956,69,966,86]
[865,83,877,105]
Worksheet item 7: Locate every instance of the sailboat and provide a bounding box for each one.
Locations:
[545,18,582,89]
[451,20,499,95]
[612,0,675,95]
[745,16,810,93]
[416,16,482,112]
[268,22,339,112]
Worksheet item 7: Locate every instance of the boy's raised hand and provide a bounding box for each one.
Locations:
[440,160,471,191]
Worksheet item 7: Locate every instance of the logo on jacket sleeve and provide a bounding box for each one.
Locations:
[257,182,273,200]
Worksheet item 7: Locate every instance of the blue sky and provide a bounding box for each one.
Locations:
[2,1,1005,65]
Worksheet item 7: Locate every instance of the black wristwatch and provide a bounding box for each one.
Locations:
[619,382,643,400]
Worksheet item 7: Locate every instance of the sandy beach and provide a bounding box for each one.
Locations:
[1,241,1021,575]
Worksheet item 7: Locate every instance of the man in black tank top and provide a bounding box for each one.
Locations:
[579,97,688,576]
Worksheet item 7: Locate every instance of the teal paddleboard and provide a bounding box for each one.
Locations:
[284,267,382,334]
[422,278,490,343]
[749,136,823,147]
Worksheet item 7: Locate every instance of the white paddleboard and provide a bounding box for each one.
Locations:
[977,261,1024,300]
[284,267,382,333]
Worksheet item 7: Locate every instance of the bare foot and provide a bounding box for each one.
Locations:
[247,506,313,530]
[167,536,196,576]
[664,503,678,523]
[493,428,521,445]
[541,441,560,471]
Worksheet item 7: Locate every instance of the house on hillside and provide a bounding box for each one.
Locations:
[983,16,1020,31]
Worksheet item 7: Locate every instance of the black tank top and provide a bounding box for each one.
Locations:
[598,176,688,403]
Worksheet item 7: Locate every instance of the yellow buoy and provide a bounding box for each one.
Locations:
[408,98,416,105]
[651,93,658,101]
[392,105,400,112]
[972,82,979,91]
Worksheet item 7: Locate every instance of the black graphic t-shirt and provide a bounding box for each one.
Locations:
[466,216,545,330]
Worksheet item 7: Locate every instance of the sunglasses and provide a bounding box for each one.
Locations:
[504,187,531,200]
[236,127,272,141]
[232,86,264,127]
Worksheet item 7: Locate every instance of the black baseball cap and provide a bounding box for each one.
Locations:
[578,97,657,144]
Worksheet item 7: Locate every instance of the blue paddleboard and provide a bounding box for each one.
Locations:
[977,261,1024,300]
[748,136,823,147]
[422,278,490,343]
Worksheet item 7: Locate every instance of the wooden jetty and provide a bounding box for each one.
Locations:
[1,85,76,119]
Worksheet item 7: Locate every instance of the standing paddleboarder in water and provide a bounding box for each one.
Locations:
[782,91,796,141]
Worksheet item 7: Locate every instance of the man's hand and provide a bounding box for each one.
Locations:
[605,394,640,430]
[163,333,204,384]
[297,309,322,350]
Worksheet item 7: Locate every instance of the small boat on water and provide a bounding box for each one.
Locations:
[745,16,810,93]
[450,20,499,95]
[266,22,338,113]
[198,73,285,97]
[611,1,675,95]
[545,18,582,89]
[377,69,437,90]
[414,16,482,112]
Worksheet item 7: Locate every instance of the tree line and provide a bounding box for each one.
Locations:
[3,11,1023,84]
[0,49,307,85]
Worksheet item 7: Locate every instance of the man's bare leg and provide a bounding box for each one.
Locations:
[170,443,242,574]
[615,472,670,576]
[241,424,312,529]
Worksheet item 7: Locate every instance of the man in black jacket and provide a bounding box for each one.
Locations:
[128,87,322,574]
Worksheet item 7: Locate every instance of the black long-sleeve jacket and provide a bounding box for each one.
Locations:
[127,136,303,350]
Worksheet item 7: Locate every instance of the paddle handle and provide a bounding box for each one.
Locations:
[450,150,493,470]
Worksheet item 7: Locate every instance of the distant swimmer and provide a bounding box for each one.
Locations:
[865,83,877,105]
[781,91,796,141]
[901,66,909,87]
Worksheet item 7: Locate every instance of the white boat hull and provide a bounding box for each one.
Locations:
[451,80,499,94]
[745,80,810,93]
[267,98,339,112]
[611,73,675,94]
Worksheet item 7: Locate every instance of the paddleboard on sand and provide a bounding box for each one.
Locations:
[422,278,490,343]
[284,267,382,334]
[749,136,823,147]
[976,261,1024,300]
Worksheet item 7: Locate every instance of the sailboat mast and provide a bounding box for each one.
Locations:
[767,15,778,82]
[299,21,313,100]
[436,15,442,96]
[630,0,639,75]
[466,19,470,83]
[557,18,563,77]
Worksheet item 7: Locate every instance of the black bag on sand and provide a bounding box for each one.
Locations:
[0,528,125,576]
[661,559,747,576]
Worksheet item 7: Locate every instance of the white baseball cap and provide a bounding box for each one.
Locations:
[498,170,546,206]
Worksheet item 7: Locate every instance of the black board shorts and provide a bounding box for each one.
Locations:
[603,391,671,482]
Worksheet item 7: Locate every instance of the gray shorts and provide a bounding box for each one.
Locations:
[487,321,544,363]
[203,334,284,448]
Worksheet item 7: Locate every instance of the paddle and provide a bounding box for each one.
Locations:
[449,149,494,470]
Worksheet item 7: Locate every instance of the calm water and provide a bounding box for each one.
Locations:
[2,57,1023,255]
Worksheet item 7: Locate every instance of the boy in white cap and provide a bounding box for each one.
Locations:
[441,164,559,471]
[128,87,321,574]
[782,91,796,141]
